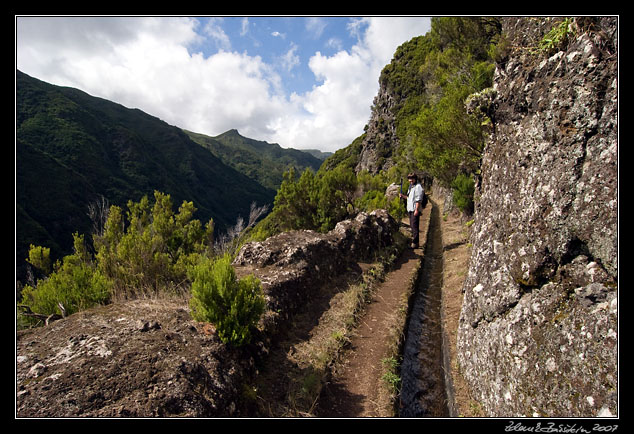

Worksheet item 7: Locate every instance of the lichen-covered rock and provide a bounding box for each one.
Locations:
[385,182,402,204]
[355,80,400,174]
[234,210,397,270]
[457,17,618,417]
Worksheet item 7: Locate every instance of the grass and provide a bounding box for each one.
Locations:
[381,356,401,394]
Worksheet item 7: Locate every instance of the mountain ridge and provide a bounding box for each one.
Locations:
[185,128,327,192]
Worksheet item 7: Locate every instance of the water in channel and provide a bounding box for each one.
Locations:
[399,203,449,417]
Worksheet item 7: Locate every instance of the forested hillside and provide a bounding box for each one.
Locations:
[16,71,275,280]
[185,128,324,192]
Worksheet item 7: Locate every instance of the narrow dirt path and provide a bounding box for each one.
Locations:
[315,205,432,417]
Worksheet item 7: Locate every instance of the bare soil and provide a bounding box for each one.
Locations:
[16,298,239,417]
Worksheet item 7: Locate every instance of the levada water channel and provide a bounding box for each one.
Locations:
[399,202,453,417]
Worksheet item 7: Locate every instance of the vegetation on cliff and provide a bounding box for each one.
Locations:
[390,17,500,182]
[322,17,502,213]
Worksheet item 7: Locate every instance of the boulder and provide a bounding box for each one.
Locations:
[385,182,402,204]
[16,300,252,417]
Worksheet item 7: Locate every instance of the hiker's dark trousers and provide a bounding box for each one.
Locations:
[409,211,419,247]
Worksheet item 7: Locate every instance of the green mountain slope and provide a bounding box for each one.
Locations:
[16,70,275,278]
[185,129,325,192]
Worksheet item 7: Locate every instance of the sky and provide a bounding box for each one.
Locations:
[16,16,431,153]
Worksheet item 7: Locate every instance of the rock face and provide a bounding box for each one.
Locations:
[457,17,618,417]
[356,80,400,174]
[16,210,398,417]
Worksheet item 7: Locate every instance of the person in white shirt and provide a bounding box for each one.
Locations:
[399,172,424,248]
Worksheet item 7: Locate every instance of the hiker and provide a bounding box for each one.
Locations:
[399,172,424,248]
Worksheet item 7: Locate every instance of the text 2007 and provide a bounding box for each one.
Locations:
[592,425,618,433]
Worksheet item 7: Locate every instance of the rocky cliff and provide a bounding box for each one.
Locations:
[355,79,400,174]
[16,210,398,417]
[456,17,618,417]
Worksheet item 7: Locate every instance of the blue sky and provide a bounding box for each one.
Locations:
[16,16,431,152]
[193,17,363,95]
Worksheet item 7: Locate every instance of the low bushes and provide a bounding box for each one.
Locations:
[20,233,111,324]
[18,191,263,346]
[189,254,265,346]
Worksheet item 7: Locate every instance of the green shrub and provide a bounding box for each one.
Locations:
[21,233,111,321]
[451,173,475,214]
[271,167,320,232]
[261,166,403,237]
[188,254,265,346]
[356,190,387,213]
[267,166,359,234]
[94,191,214,298]
[538,18,575,56]
[26,244,52,276]
[387,196,406,222]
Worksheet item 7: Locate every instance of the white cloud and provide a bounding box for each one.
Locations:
[266,17,431,152]
[326,37,343,51]
[279,43,300,72]
[240,17,249,36]
[203,17,231,51]
[305,17,327,39]
[16,16,431,153]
